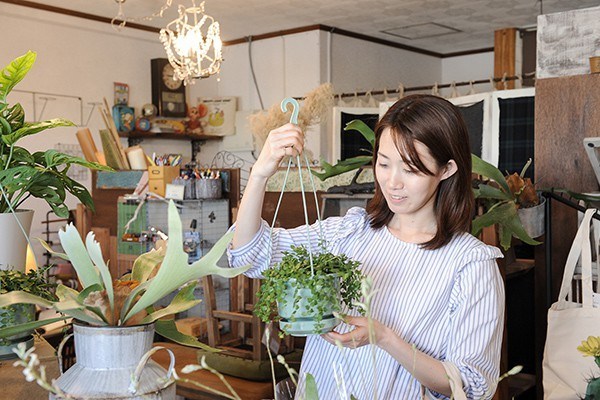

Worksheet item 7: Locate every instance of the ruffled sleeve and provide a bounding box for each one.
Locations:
[444,241,505,399]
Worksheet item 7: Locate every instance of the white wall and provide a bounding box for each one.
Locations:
[441,52,495,96]
[0,3,493,265]
[0,4,175,265]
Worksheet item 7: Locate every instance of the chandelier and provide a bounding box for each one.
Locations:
[159,1,223,85]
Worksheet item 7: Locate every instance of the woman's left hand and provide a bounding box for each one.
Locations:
[321,315,388,349]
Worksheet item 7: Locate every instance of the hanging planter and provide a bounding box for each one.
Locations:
[253,98,363,337]
[278,275,341,336]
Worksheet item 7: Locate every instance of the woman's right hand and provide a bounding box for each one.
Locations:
[251,123,305,180]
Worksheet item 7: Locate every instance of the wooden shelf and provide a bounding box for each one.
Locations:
[118,130,223,141]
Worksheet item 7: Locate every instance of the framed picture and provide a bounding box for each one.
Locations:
[114,82,129,106]
[196,97,237,136]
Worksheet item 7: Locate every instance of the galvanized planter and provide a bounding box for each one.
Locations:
[517,195,546,238]
[50,323,176,400]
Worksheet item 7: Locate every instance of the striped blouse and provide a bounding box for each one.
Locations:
[227,207,504,399]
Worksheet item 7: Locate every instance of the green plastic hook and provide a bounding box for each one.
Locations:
[280,97,299,124]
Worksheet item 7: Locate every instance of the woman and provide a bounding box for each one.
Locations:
[228,94,504,399]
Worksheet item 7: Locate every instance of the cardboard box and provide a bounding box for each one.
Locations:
[148,166,180,197]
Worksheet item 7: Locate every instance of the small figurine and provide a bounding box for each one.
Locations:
[187,105,203,134]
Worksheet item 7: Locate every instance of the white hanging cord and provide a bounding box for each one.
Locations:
[303,152,324,242]
[267,98,325,277]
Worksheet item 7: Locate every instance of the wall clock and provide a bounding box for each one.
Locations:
[151,58,186,118]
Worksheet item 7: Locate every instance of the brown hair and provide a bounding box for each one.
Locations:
[366,94,473,249]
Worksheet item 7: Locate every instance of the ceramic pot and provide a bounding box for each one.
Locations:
[50,323,176,399]
[517,196,546,238]
[0,210,34,271]
[278,275,341,336]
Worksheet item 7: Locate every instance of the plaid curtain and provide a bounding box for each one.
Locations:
[498,96,535,180]
[456,101,484,158]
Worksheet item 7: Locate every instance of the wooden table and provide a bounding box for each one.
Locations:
[152,342,274,400]
[0,336,60,400]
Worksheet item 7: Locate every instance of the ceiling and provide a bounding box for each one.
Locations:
[17,0,600,54]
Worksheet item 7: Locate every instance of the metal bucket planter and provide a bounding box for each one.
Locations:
[278,275,341,336]
[517,196,546,238]
[0,304,35,359]
[0,210,34,271]
[50,323,176,400]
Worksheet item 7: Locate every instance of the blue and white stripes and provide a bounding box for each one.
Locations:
[228,207,504,399]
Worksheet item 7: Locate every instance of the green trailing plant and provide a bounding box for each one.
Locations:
[254,244,363,335]
[0,267,56,346]
[471,154,541,250]
[0,200,251,350]
[0,51,110,217]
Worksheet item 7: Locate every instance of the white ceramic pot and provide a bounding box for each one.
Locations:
[50,323,176,399]
[0,210,34,271]
[517,196,546,238]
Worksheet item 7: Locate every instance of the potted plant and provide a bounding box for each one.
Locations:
[312,120,375,193]
[577,335,600,399]
[254,244,363,336]
[0,267,55,358]
[0,51,110,271]
[0,200,250,399]
[472,155,543,250]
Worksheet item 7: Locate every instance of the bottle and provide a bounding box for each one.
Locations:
[183,219,201,263]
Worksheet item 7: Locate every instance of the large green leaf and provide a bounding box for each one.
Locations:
[344,119,375,148]
[472,202,540,250]
[131,248,165,283]
[0,316,68,339]
[123,201,251,322]
[5,103,25,132]
[140,282,201,324]
[1,119,75,146]
[0,290,54,309]
[473,182,513,201]
[119,280,151,323]
[40,149,110,171]
[155,319,220,352]
[85,232,114,311]
[0,51,36,101]
[58,223,102,288]
[311,156,372,181]
[305,373,320,400]
[471,154,510,195]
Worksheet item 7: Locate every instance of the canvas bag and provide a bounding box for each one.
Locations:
[543,208,600,399]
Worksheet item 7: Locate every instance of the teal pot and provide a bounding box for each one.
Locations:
[0,210,34,271]
[517,196,546,238]
[0,303,35,359]
[50,323,176,400]
[278,275,341,336]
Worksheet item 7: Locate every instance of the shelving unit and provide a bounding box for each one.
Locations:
[118,130,223,161]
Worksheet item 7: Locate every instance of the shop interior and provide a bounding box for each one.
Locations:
[1,1,600,399]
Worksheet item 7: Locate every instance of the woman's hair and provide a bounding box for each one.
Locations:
[366,94,473,249]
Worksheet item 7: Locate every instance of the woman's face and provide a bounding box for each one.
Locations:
[375,128,449,222]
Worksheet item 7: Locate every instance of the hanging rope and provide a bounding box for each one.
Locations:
[268,98,324,277]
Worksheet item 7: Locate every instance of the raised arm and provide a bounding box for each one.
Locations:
[231,123,305,249]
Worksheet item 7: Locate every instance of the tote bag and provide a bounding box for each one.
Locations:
[543,208,600,399]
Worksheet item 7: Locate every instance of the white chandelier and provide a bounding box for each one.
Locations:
[159,1,223,85]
